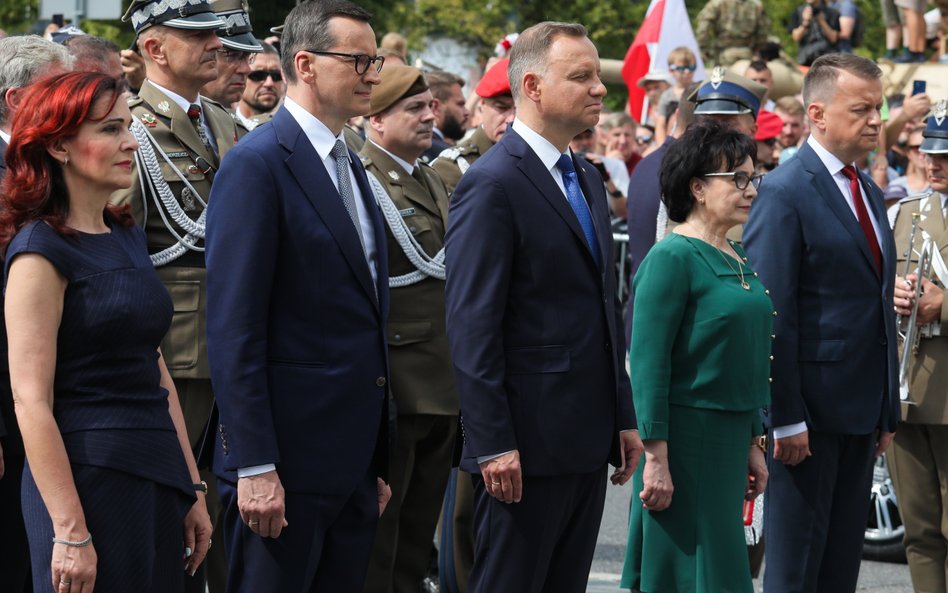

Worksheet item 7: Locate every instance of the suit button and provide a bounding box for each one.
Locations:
[770,355,774,361]
[605,342,611,351]
[394,334,401,341]
[376,376,386,387]
[768,377,773,383]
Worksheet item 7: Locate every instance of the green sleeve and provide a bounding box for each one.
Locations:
[629,242,690,441]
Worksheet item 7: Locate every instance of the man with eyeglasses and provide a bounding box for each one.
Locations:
[888,100,948,593]
[236,43,285,131]
[202,0,263,138]
[204,2,392,592]
[113,3,239,591]
[432,58,515,196]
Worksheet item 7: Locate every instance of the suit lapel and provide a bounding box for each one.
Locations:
[800,145,880,279]
[275,109,380,310]
[506,131,599,271]
[351,146,387,313]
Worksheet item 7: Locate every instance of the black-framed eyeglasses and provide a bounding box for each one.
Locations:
[669,64,697,72]
[248,69,283,83]
[703,171,764,190]
[304,50,384,75]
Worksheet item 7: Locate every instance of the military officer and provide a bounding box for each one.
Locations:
[695,0,772,66]
[113,2,238,592]
[889,100,948,593]
[431,58,514,196]
[357,65,459,593]
[201,0,263,138]
[235,42,284,132]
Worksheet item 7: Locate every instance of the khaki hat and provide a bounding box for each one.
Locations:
[368,64,428,117]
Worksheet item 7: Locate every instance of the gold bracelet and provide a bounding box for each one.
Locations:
[752,435,767,453]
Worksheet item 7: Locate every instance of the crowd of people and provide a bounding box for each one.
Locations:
[0,1,947,593]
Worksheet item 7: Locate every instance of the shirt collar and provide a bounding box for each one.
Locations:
[368,140,416,175]
[149,80,202,115]
[0,129,10,144]
[807,134,852,176]
[512,118,569,173]
[283,96,348,162]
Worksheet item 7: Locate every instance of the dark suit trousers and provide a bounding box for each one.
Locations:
[0,453,31,593]
[888,424,948,592]
[363,414,456,593]
[469,467,607,593]
[219,470,378,593]
[763,431,876,593]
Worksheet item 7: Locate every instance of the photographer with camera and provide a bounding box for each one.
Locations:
[789,0,841,66]
[570,127,629,218]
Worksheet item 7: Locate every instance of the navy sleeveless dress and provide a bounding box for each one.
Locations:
[4,219,196,593]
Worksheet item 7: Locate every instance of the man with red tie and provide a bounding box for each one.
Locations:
[743,53,900,593]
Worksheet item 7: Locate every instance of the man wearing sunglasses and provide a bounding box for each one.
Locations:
[236,43,285,131]
[205,2,392,592]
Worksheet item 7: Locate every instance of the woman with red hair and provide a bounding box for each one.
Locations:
[1,71,211,593]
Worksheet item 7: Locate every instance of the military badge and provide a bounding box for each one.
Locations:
[140,113,158,128]
[187,164,201,175]
[388,170,400,181]
[157,100,171,113]
[710,67,725,89]
[181,187,196,211]
[934,100,947,127]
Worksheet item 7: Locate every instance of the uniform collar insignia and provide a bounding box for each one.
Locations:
[157,100,171,114]
[388,170,400,181]
[710,67,726,89]
[141,113,158,127]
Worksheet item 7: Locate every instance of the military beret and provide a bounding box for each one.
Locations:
[755,110,782,142]
[475,58,511,99]
[122,0,223,35]
[213,0,262,53]
[920,100,948,155]
[690,67,767,118]
[368,65,429,117]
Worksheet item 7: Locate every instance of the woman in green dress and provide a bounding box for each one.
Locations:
[621,120,773,593]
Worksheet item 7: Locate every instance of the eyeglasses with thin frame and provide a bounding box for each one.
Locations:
[247,69,283,83]
[703,171,764,190]
[669,64,697,73]
[218,48,255,65]
[303,50,384,75]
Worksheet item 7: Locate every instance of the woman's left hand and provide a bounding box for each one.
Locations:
[182,493,213,576]
[746,445,768,500]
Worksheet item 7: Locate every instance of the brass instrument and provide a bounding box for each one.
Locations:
[898,212,934,404]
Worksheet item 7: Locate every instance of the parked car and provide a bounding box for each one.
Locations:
[864,454,906,562]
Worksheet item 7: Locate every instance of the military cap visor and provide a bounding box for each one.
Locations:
[920,101,948,154]
[216,10,263,53]
[123,0,224,34]
[368,65,429,116]
[693,82,761,117]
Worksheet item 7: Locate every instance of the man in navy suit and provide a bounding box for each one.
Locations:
[444,22,642,593]
[743,53,899,593]
[205,2,391,592]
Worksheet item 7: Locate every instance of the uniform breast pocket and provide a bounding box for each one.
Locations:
[388,320,433,347]
[159,159,207,183]
[403,214,434,239]
[163,280,201,370]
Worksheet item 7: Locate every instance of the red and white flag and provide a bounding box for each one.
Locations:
[621,0,706,123]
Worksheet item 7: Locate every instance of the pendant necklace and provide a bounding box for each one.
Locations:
[715,242,751,291]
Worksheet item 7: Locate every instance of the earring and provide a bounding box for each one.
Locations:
[63,155,69,166]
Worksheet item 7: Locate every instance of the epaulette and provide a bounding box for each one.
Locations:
[127,94,145,108]
[436,146,463,162]
[899,190,934,204]
[359,154,373,167]
[201,95,229,112]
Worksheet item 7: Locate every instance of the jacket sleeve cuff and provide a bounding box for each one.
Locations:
[639,421,668,441]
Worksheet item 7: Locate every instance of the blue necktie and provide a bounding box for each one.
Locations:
[557,153,601,269]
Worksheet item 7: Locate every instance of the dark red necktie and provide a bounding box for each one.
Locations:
[841,165,881,275]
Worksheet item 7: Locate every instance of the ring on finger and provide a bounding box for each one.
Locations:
[248,520,259,526]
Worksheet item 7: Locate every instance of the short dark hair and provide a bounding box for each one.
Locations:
[746,60,770,73]
[64,35,120,75]
[660,119,758,223]
[280,0,372,84]
[507,21,586,103]
[803,53,881,107]
[426,70,465,102]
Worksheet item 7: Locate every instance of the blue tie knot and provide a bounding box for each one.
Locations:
[557,153,576,176]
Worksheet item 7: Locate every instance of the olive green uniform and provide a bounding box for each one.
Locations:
[111,78,238,593]
[358,141,459,593]
[887,191,948,593]
[696,0,772,66]
[430,127,495,196]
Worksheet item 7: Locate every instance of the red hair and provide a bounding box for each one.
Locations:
[0,71,134,254]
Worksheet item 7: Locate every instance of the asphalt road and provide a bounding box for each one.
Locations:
[587,479,913,593]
